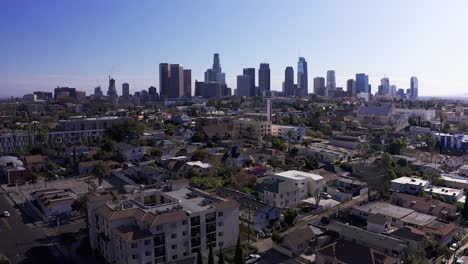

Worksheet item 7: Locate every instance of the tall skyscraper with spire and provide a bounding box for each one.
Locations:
[297,57,308,94]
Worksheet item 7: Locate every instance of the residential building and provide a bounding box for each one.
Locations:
[280,226,316,255]
[390,177,430,195]
[270,125,306,142]
[390,192,457,219]
[0,156,30,184]
[87,186,239,264]
[23,155,45,172]
[356,104,395,125]
[31,188,76,217]
[116,143,144,162]
[232,118,271,140]
[214,187,281,232]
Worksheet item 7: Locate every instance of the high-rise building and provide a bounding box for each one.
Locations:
[122,83,130,98]
[266,99,272,122]
[212,53,221,75]
[205,53,225,83]
[107,78,117,97]
[183,69,191,97]
[297,57,308,94]
[410,76,418,100]
[326,70,336,95]
[169,64,184,99]
[390,85,397,96]
[379,77,390,95]
[258,63,270,95]
[93,86,103,98]
[148,86,159,101]
[237,75,251,97]
[356,73,369,94]
[243,68,256,97]
[313,77,326,96]
[284,67,295,96]
[346,79,356,97]
[159,63,170,100]
[54,87,77,100]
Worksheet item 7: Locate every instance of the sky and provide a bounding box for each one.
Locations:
[1,0,468,97]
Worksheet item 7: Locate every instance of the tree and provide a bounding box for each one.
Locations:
[217,248,224,264]
[105,120,146,142]
[425,135,436,163]
[191,149,208,161]
[191,132,207,143]
[197,250,203,264]
[150,149,162,158]
[234,236,243,264]
[283,208,298,226]
[290,147,299,156]
[272,138,287,152]
[313,192,322,208]
[71,196,87,214]
[301,140,311,151]
[93,161,110,186]
[287,130,293,153]
[208,244,214,264]
[388,138,407,155]
[101,140,116,152]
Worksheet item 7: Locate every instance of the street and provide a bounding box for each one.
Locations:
[0,193,65,263]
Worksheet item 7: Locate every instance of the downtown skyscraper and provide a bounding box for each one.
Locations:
[314,77,326,96]
[326,70,336,96]
[283,66,295,96]
[258,63,271,95]
[122,83,130,98]
[410,76,418,100]
[107,77,117,97]
[243,68,256,97]
[159,63,191,100]
[297,57,308,95]
[356,73,370,94]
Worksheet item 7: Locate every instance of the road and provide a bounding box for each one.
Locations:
[0,193,65,264]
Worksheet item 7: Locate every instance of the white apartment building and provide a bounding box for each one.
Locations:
[258,170,323,208]
[390,177,430,195]
[270,125,306,142]
[87,186,239,264]
[232,118,271,140]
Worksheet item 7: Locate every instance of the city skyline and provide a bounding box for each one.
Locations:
[2,0,468,97]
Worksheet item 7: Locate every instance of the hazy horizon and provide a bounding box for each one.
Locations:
[2,0,467,97]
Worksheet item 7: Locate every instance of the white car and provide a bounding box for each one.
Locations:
[2,210,10,217]
[245,254,261,264]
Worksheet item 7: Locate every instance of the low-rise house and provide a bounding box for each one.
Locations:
[280,226,317,255]
[222,146,251,168]
[356,104,395,125]
[298,143,355,163]
[389,227,427,252]
[390,177,430,195]
[460,165,468,176]
[31,188,76,217]
[23,155,45,172]
[123,165,164,184]
[440,173,468,190]
[256,170,323,208]
[422,220,457,246]
[214,187,281,232]
[116,143,144,162]
[0,156,30,184]
[78,160,102,175]
[184,161,213,176]
[390,192,457,219]
[315,239,399,264]
[424,186,464,203]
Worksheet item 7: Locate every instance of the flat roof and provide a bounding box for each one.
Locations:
[391,177,429,186]
[275,170,323,181]
[425,186,463,196]
[354,202,414,219]
[400,211,437,227]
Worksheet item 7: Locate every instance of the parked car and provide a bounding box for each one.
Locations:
[2,210,10,217]
[245,254,261,264]
[321,192,332,199]
[450,242,461,251]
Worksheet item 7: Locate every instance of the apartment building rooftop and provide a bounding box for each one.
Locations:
[391,176,429,186]
[275,170,323,181]
[354,202,414,219]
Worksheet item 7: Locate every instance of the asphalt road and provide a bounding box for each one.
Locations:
[0,193,64,264]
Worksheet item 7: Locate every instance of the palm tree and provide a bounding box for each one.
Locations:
[287,130,293,153]
[218,248,224,264]
[93,161,110,186]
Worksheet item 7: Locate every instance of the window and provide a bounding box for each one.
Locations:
[218,222,223,227]
[145,251,151,256]
[132,254,138,260]
[144,240,151,246]
[219,242,224,247]
[171,244,177,249]
[171,233,177,239]
[218,212,223,217]
[131,243,137,248]
[156,225,162,231]
[218,232,224,237]
[182,231,187,236]
[182,220,187,225]
[172,255,178,260]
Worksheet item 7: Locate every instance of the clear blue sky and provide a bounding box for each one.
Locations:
[1,0,467,97]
